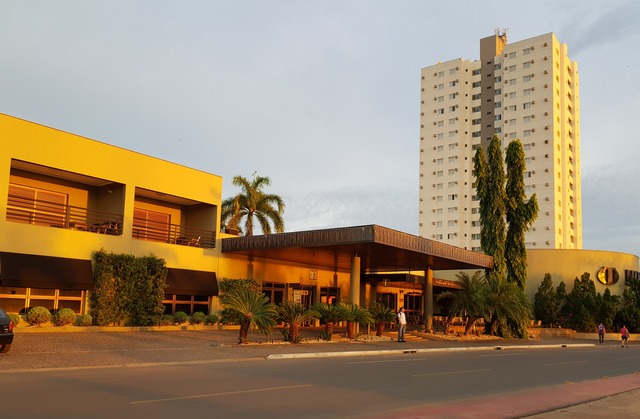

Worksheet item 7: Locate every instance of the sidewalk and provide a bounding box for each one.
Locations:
[9,326,640,418]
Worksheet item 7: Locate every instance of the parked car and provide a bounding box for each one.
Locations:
[0,307,14,353]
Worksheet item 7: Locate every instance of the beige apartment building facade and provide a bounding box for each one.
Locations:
[419,32,582,251]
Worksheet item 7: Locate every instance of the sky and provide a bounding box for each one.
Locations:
[1,1,639,255]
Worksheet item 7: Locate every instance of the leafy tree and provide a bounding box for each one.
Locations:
[473,136,506,280]
[533,273,558,326]
[311,303,349,340]
[436,271,486,335]
[221,174,285,236]
[562,273,597,332]
[222,287,277,344]
[340,303,373,339]
[368,302,397,336]
[615,281,640,333]
[504,140,538,288]
[596,288,619,332]
[277,300,318,343]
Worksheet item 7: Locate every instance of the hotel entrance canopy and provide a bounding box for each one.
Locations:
[221,225,493,273]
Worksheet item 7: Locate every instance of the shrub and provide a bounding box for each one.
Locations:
[52,308,77,326]
[8,313,20,326]
[157,314,174,326]
[190,312,206,325]
[75,314,93,326]
[174,311,188,324]
[26,306,51,326]
[205,314,219,325]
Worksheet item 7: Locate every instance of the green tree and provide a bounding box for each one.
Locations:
[221,174,285,236]
[436,271,487,336]
[562,272,597,332]
[504,140,539,288]
[277,300,318,343]
[222,287,277,344]
[340,303,373,339]
[218,278,260,324]
[311,303,349,340]
[368,302,397,336]
[473,136,506,280]
[533,273,558,326]
[615,280,640,333]
[596,288,619,332]
[483,279,532,337]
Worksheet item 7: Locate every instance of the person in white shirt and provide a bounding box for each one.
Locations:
[397,307,407,342]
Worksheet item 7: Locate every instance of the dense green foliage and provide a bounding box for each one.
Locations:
[218,278,260,324]
[174,311,188,324]
[504,140,538,288]
[190,312,206,325]
[221,174,285,236]
[52,308,77,326]
[90,250,167,326]
[533,273,558,326]
[8,313,20,326]
[26,306,51,326]
[437,271,487,335]
[340,303,373,339]
[368,302,397,336]
[74,314,93,326]
[311,303,349,340]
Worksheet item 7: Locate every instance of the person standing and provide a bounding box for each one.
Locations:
[621,325,629,348]
[397,307,407,342]
[597,323,606,344]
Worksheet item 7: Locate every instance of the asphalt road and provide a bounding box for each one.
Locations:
[1,330,639,418]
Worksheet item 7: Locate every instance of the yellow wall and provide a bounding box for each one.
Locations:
[0,114,223,272]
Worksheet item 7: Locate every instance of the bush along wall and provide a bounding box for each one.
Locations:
[90,249,168,327]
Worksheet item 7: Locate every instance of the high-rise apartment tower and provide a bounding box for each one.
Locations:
[418,32,582,251]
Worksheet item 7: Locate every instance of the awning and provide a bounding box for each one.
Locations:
[0,252,93,290]
[166,268,218,296]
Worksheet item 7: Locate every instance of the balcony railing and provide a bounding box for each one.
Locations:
[7,194,123,235]
[132,218,215,248]
[7,194,216,248]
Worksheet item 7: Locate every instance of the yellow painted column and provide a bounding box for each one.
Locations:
[424,266,433,332]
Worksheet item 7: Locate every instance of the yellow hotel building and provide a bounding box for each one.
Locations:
[0,114,493,329]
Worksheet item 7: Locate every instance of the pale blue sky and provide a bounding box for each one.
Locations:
[1,1,638,254]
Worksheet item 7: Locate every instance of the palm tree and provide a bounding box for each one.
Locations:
[222,288,278,344]
[368,302,397,336]
[221,174,285,236]
[483,277,532,337]
[437,271,486,335]
[340,303,373,339]
[311,303,349,340]
[277,300,318,343]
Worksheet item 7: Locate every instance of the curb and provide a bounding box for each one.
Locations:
[266,343,595,359]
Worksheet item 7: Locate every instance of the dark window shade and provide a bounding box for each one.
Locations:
[0,252,93,290]
[165,268,218,296]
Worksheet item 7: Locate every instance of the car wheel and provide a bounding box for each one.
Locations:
[0,343,11,353]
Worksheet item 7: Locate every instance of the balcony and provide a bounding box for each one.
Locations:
[132,218,215,248]
[7,194,123,235]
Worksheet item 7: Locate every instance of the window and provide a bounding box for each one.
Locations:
[523,61,532,69]
[449,80,458,87]
[438,83,444,90]
[472,131,481,138]
[472,68,481,75]
[523,47,532,55]
[436,183,443,189]
[435,234,443,240]
[472,106,481,112]
[472,118,481,125]
[133,208,171,242]
[495,114,502,121]
[437,158,444,164]
[436,196,443,202]
[472,93,481,100]
[436,170,444,177]
[494,88,501,95]
[523,75,532,82]
[448,118,457,125]
[495,76,502,82]
[436,221,443,227]
[448,156,456,163]
[437,108,444,114]
[436,145,444,151]
[508,52,516,58]
[438,71,444,77]
[437,133,444,139]
[508,118,516,125]
[523,116,532,123]
[447,233,456,239]
[436,208,443,215]
[523,130,533,137]
[448,220,456,226]
[449,105,457,112]
[523,88,532,96]
[447,207,456,213]
[449,68,456,75]
[472,233,481,240]
[448,143,457,150]
[471,208,479,214]
[508,65,516,72]
[472,81,481,88]
[448,131,456,137]
[495,101,502,108]
[437,95,444,102]
[523,101,533,109]
[509,78,516,85]
[508,105,517,111]
[7,184,68,227]
[437,120,444,127]
[449,93,457,100]
[448,194,457,201]
[447,169,456,175]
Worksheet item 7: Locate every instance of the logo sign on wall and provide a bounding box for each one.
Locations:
[597,267,619,285]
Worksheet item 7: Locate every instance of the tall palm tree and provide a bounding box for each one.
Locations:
[437,271,486,335]
[221,174,285,236]
[277,300,318,343]
[223,288,277,344]
[311,303,349,340]
[340,303,373,339]
[368,302,397,336]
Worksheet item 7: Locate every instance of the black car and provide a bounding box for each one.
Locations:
[0,307,14,353]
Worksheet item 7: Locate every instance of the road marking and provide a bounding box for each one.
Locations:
[347,358,429,364]
[544,360,590,366]
[131,384,312,404]
[412,368,491,377]
[480,352,530,357]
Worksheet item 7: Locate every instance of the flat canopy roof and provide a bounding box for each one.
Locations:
[222,225,493,273]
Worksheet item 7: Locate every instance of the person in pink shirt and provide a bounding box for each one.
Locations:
[620,325,629,348]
